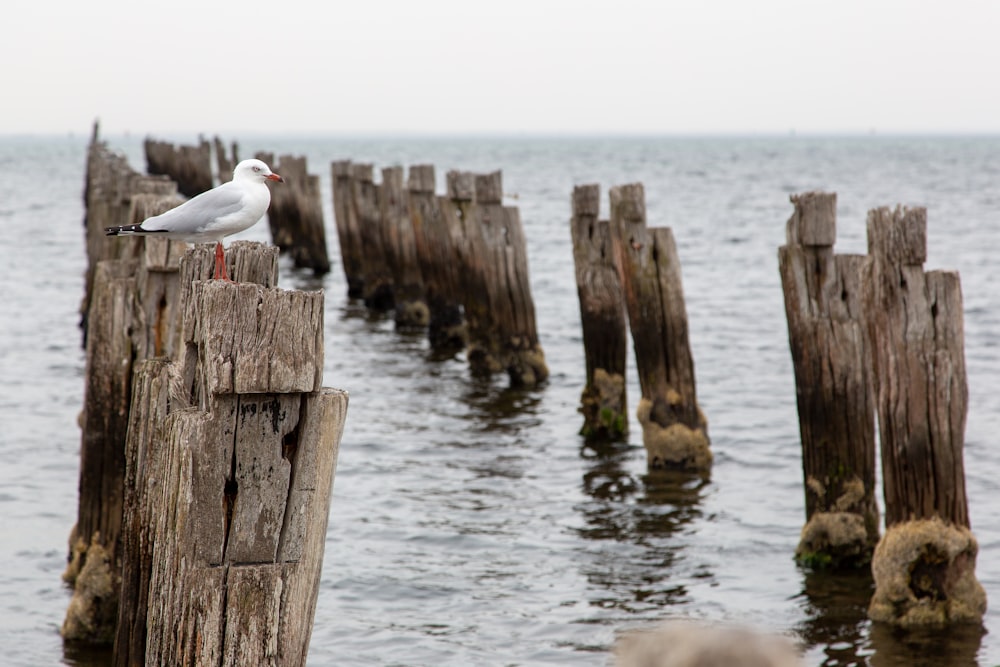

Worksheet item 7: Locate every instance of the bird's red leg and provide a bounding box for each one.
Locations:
[213,242,233,282]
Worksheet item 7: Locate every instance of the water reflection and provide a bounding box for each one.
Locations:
[797,568,987,667]
[576,440,710,614]
[868,622,984,667]
[796,568,873,666]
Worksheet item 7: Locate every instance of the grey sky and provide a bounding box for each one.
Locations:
[5,0,1000,135]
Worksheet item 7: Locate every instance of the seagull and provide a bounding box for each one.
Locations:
[105,158,284,281]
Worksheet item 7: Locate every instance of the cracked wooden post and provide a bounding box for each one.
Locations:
[779,192,879,568]
[863,205,985,627]
[255,153,331,276]
[331,160,365,299]
[451,171,548,387]
[570,184,627,440]
[64,143,181,645]
[380,166,428,328]
[610,183,709,471]
[408,165,465,350]
[114,246,347,666]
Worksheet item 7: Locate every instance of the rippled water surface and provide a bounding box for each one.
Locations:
[1,133,999,666]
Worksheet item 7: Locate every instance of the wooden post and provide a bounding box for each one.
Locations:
[256,153,331,276]
[114,245,346,666]
[450,171,548,387]
[331,160,365,298]
[214,136,239,184]
[778,192,879,568]
[144,137,213,197]
[353,164,395,309]
[408,165,466,349]
[610,183,709,471]
[62,258,138,644]
[863,205,985,626]
[64,141,181,644]
[82,135,176,342]
[380,166,428,328]
[570,184,627,440]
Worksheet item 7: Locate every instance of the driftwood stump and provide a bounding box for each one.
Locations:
[570,184,627,440]
[862,205,985,627]
[114,246,346,667]
[408,165,466,349]
[778,192,879,568]
[610,183,709,471]
[380,166,428,328]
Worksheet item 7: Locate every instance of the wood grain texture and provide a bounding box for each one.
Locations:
[778,191,879,566]
[114,265,347,666]
[610,183,709,470]
[570,184,627,440]
[863,205,969,528]
[408,165,466,349]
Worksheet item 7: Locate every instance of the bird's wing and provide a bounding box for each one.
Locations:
[142,183,245,234]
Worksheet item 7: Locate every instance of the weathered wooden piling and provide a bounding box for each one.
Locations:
[354,164,395,309]
[144,137,213,197]
[255,152,331,276]
[449,170,548,387]
[610,183,709,470]
[113,245,346,667]
[65,140,183,643]
[81,137,176,341]
[862,205,985,626]
[408,165,466,349]
[214,136,239,184]
[330,160,365,298]
[380,166,429,328]
[570,184,627,440]
[778,192,879,568]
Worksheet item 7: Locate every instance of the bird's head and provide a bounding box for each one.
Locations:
[234,159,284,183]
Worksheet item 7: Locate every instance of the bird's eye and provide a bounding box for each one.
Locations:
[253,166,261,172]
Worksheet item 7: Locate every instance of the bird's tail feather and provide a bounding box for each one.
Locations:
[105,224,165,236]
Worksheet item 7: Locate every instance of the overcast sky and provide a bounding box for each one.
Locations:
[5,0,999,136]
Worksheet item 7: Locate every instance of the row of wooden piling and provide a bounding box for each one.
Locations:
[66,128,347,666]
[331,162,549,387]
[567,181,984,628]
[570,184,710,470]
[74,126,982,646]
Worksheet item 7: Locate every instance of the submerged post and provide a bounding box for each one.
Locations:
[570,184,627,440]
[610,183,709,471]
[778,192,879,568]
[408,165,466,350]
[114,246,347,666]
[863,205,985,626]
[380,166,428,328]
[451,171,548,387]
[330,160,365,298]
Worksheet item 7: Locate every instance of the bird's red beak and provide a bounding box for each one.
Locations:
[267,173,284,183]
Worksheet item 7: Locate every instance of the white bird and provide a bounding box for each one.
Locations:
[105,158,284,281]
